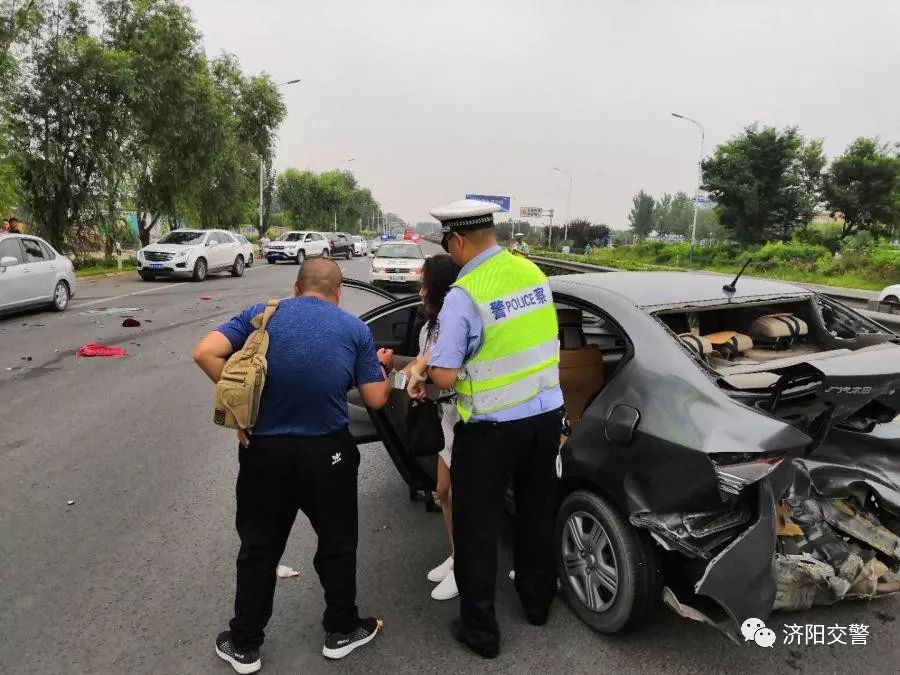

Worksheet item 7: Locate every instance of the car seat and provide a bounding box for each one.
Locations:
[702,330,754,361]
[557,309,604,426]
[678,332,713,358]
[744,313,815,362]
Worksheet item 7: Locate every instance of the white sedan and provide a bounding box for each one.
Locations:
[0,233,77,313]
[878,284,900,305]
[370,242,425,288]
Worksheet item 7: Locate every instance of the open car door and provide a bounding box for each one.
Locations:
[341,279,437,496]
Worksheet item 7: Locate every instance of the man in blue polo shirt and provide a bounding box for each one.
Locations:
[193,258,394,672]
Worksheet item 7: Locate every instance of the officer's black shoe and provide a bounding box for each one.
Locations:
[322,617,383,659]
[215,631,261,674]
[451,618,500,659]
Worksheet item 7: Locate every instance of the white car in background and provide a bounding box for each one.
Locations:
[265,231,330,264]
[0,233,77,313]
[350,235,368,257]
[234,234,256,267]
[136,229,247,282]
[878,284,900,305]
[370,241,425,288]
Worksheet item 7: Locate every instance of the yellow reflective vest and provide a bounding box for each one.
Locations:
[452,250,560,422]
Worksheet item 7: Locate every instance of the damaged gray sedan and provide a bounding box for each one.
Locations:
[348,271,900,641]
[552,271,900,640]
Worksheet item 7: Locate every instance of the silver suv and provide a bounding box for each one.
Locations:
[0,233,77,313]
[136,229,246,281]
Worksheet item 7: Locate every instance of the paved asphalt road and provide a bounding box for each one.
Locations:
[1,243,898,674]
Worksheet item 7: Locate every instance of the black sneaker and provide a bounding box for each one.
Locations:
[322,617,383,659]
[215,631,261,674]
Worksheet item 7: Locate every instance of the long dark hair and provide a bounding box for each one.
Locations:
[422,254,461,341]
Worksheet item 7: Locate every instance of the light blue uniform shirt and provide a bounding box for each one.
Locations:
[428,245,564,423]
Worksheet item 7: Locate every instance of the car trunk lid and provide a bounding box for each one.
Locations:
[717,343,900,439]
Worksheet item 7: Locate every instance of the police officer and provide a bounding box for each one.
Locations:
[510,232,530,256]
[193,258,393,672]
[410,199,563,658]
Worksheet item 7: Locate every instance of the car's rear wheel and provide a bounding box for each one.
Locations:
[231,255,245,277]
[322,248,330,258]
[884,295,899,306]
[267,257,276,265]
[192,258,208,282]
[296,250,305,265]
[247,254,254,267]
[555,490,661,634]
[138,271,154,281]
[52,280,70,311]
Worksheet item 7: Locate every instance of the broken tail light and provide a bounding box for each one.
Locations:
[712,452,786,496]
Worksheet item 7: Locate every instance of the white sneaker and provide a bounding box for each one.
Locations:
[431,570,458,600]
[427,556,454,583]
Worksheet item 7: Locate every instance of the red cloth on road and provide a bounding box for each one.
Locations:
[76,343,128,357]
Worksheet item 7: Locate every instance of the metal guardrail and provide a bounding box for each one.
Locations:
[529,254,900,331]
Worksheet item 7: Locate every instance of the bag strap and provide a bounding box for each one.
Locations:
[243,299,281,356]
[258,298,280,331]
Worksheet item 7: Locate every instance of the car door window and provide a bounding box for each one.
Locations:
[20,238,47,263]
[0,238,24,265]
[39,242,56,260]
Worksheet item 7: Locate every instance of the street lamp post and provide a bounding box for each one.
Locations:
[671,112,705,262]
[260,78,301,235]
[553,167,573,246]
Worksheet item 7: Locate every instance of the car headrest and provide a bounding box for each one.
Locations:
[751,314,809,339]
[557,308,586,349]
[679,333,713,356]
[703,331,754,359]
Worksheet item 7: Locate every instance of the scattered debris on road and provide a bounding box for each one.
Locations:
[276,565,300,578]
[200,295,213,301]
[79,307,144,317]
[66,500,75,506]
[76,343,128,358]
[122,318,141,328]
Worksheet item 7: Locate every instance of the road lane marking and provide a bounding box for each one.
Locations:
[71,266,269,309]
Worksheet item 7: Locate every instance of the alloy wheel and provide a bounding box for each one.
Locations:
[561,511,619,612]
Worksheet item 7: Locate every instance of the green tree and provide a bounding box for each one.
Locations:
[0,1,44,215]
[651,193,672,234]
[701,125,826,245]
[12,3,133,249]
[823,137,900,240]
[628,190,655,238]
[102,0,224,245]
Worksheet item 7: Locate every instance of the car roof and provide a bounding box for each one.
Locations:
[550,271,813,309]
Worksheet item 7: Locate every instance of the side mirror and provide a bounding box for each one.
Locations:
[0,255,17,268]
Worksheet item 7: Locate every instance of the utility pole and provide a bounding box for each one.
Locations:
[671,113,705,262]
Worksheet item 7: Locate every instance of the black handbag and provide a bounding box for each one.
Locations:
[405,397,453,457]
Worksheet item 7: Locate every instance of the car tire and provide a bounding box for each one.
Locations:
[52,280,70,311]
[267,257,276,265]
[231,256,245,277]
[885,295,899,305]
[138,271,154,281]
[247,254,253,267]
[296,250,305,265]
[555,490,661,634]
[322,248,330,259]
[192,258,208,282]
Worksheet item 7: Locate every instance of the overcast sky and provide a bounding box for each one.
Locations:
[186,0,900,228]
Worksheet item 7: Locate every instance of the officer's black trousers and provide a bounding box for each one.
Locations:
[228,431,361,649]
[451,407,564,650]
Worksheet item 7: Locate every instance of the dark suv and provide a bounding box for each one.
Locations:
[326,232,353,260]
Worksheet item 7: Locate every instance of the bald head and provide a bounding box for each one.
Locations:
[294,257,343,302]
